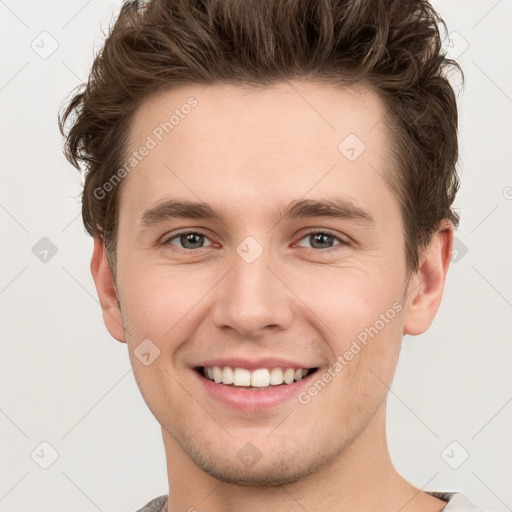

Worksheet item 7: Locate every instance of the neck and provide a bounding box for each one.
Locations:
[162,401,446,512]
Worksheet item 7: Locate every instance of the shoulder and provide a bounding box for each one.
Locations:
[134,495,168,512]
[427,491,487,512]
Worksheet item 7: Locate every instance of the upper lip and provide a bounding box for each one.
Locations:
[194,357,319,371]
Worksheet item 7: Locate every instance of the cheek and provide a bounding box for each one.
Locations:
[289,262,406,397]
[117,261,220,345]
[289,262,405,340]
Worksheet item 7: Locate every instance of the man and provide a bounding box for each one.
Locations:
[59,0,484,510]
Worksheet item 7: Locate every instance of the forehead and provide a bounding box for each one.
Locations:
[121,80,396,221]
[129,80,387,153]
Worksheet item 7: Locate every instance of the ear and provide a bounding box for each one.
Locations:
[403,220,454,336]
[90,236,126,343]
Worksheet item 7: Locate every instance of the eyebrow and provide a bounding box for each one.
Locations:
[139,197,375,228]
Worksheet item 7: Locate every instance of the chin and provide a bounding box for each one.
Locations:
[196,458,324,487]
[178,433,335,487]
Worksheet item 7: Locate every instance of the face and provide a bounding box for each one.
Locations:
[93,81,446,486]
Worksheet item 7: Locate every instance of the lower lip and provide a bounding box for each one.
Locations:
[194,370,316,411]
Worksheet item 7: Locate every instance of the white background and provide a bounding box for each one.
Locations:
[0,1,511,510]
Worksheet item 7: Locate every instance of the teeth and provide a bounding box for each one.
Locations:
[222,366,234,384]
[269,367,284,385]
[233,368,251,386]
[283,368,295,384]
[212,366,222,384]
[202,366,312,387]
[251,369,270,387]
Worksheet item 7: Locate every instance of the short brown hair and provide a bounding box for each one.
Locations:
[59,0,463,275]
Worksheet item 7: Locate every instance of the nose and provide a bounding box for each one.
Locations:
[210,246,295,339]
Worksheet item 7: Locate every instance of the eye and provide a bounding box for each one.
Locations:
[163,230,215,250]
[296,230,347,251]
[160,229,348,252]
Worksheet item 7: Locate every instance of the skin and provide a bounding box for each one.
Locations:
[91,81,453,512]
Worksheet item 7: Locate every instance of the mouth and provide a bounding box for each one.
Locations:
[195,365,319,390]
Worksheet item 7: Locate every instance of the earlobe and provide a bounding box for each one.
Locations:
[403,221,454,336]
[90,236,126,343]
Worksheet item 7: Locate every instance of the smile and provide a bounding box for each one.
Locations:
[194,364,320,411]
[199,366,318,389]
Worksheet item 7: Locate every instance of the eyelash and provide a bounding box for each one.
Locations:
[160,229,349,254]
